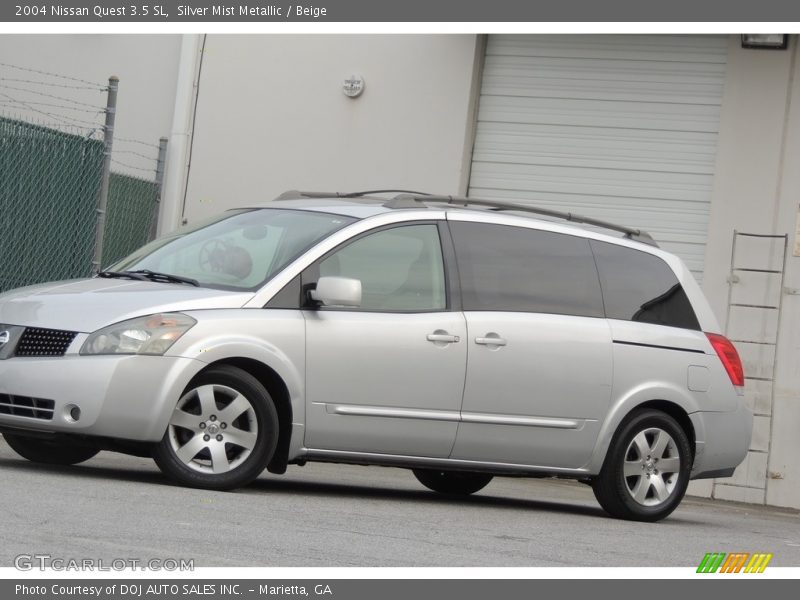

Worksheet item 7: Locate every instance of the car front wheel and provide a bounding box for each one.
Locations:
[3,433,99,465]
[413,469,493,495]
[592,409,692,522]
[152,365,279,491]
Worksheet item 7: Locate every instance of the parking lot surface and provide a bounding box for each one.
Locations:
[1,437,798,568]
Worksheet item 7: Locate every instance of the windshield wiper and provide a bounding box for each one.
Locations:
[98,270,199,287]
[127,270,199,287]
[98,270,149,281]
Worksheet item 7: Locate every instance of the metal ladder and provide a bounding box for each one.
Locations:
[715,231,788,502]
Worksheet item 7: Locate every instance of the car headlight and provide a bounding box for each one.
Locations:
[80,313,197,356]
[0,323,24,360]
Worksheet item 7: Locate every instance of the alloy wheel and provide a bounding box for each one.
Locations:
[623,427,681,507]
[167,384,259,474]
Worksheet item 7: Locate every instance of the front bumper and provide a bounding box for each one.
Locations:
[0,354,205,442]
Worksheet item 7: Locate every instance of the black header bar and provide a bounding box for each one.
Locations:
[3,0,800,23]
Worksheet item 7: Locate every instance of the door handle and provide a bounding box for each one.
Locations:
[426,332,460,344]
[475,335,507,347]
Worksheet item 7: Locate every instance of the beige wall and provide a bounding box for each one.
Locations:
[181,34,480,223]
[761,38,800,510]
[689,36,800,508]
[0,35,182,178]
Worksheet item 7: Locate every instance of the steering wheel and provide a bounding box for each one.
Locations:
[199,239,230,272]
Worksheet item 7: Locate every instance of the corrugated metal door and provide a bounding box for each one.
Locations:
[469,35,729,281]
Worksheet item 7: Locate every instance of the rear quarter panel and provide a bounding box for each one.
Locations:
[585,320,742,474]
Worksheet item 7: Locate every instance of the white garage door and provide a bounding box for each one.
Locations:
[469,35,729,282]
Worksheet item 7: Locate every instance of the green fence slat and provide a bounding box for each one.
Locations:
[0,116,157,293]
[102,171,158,267]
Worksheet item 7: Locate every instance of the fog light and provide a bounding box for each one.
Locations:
[65,405,81,422]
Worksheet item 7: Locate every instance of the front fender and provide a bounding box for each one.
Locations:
[165,310,306,454]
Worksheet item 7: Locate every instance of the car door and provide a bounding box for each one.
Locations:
[303,221,467,458]
[447,217,613,470]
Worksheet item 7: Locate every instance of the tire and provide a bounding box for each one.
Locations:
[3,434,99,465]
[152,365,279,491]
[592,409,692,522]
[413,469,493,495]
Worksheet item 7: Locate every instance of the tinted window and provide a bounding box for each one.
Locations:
[590,240,700,330]
[450,222,604,317]
[317,224,446,311]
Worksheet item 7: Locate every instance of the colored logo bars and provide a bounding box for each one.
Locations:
[697,552,773,573]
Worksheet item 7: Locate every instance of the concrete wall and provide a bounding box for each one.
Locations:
[688,36,800,508]
[0,34,182,177]
[180,34,480,224]
[751,37,800,510]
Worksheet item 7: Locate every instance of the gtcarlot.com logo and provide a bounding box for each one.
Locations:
[696,552,773,573]
[14,554,194,571]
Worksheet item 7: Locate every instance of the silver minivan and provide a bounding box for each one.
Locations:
[0,191,752,521]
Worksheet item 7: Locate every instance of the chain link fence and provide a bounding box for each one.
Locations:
[0,61,166,293]
[0,117,103,291]
[103,172,160,266]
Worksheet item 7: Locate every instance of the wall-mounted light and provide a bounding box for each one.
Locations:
[343,74,365,98]
[741,34,789,50]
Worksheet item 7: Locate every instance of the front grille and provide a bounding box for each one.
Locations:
[0,394,55,420]
[14,327,77,357]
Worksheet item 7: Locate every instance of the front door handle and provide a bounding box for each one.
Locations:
[475,334,507,347]
[427,331,460,344]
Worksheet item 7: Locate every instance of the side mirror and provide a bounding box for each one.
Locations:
[309,276,362,307]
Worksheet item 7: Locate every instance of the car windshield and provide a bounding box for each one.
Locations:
[107,208,356,291]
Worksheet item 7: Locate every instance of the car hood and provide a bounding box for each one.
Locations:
[0,278,255,332]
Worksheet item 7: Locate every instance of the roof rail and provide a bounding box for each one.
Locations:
[276,190,340,200]
[384,194,658,247]
[276,189,431,200]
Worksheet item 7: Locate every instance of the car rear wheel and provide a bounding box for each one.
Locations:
[413,469,493,495]
[3,434,99,465]
[592,409,691,522]
[152,365,279,491]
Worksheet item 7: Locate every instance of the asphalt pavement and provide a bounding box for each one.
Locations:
[0,437,798,568]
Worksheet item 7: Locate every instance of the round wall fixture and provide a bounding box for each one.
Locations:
[343,74,365,98]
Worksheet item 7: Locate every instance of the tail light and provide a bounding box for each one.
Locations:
[706,333,745,388]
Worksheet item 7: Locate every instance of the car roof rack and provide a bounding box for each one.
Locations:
[276,189,432,200]
[274,190,657,247]
[383,193,658,247]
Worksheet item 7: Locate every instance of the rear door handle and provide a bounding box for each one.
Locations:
[427,332,460,343]
[475,335,507,347]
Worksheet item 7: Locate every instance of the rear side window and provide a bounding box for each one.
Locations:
[449,221,604,317]
[590,240,700,330]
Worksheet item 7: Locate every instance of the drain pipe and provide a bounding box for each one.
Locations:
[158,34,203,236]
